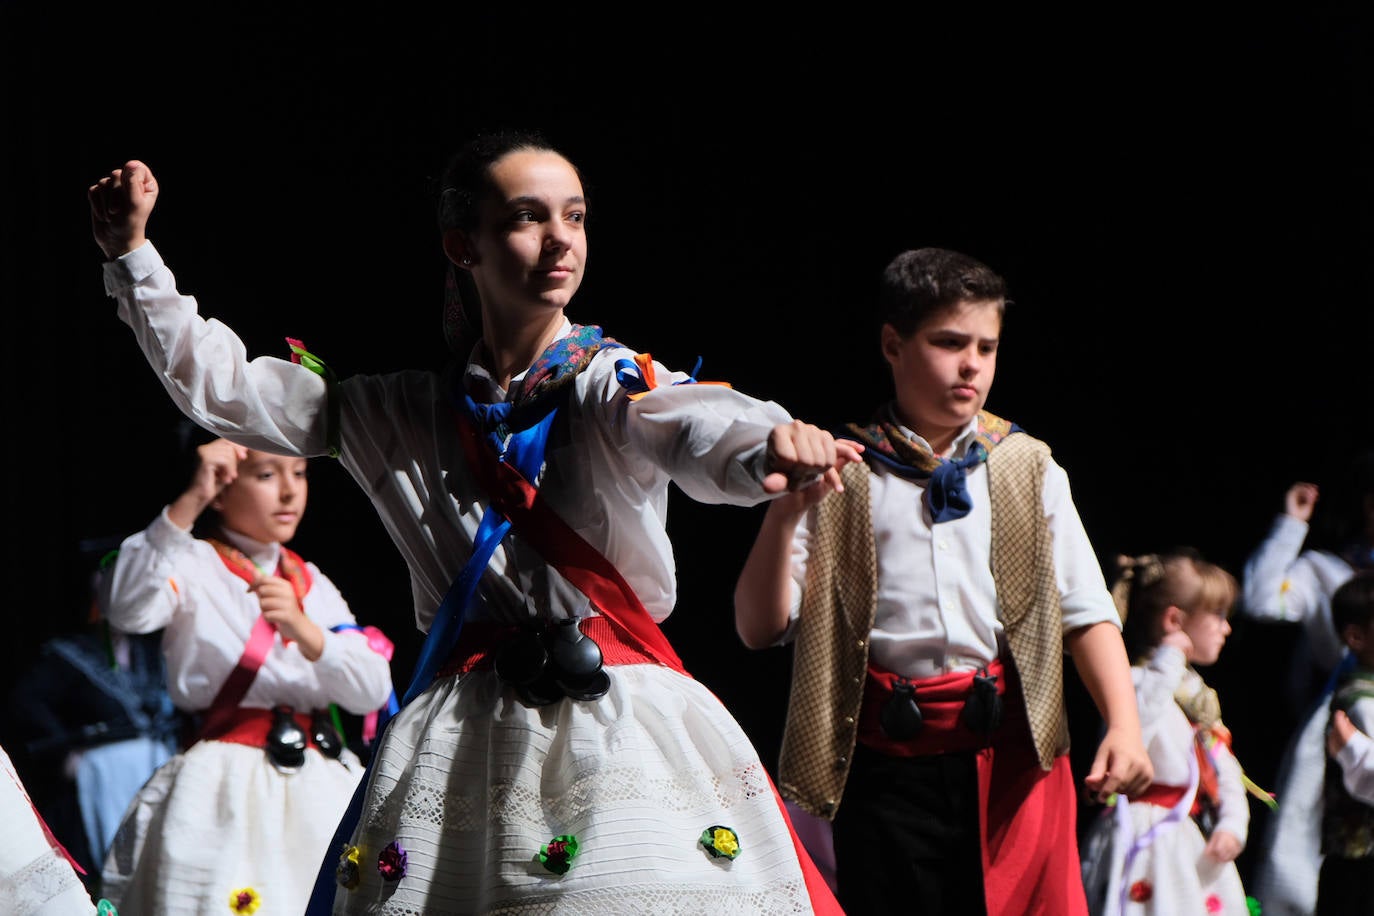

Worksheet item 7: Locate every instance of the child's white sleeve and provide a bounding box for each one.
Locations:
[101,507,197,635]
[1210,742,1250,846]
[1336,698,1374,806]
[1135,645,1187,723]
[104,241,334,457]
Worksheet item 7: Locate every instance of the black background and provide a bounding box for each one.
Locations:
[4,5,1372,888]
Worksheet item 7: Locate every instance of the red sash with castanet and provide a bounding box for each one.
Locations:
[858,659,1087,916]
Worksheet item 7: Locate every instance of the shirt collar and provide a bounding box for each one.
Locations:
[463,318,575,400]
[884,403,980,461]
[219,527,282,574]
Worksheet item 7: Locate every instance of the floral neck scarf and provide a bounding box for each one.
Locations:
[206,537,312,599]
[840,406,1020,524]
[461,323,621,444]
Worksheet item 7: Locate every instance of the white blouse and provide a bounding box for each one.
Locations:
[101,514,395,716]
[104,242,792,640]
[1241,512,1352,672]
[1135,646,1249,844]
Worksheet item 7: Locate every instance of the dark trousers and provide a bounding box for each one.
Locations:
[832,743,986,916]
[1316,854,1374,915]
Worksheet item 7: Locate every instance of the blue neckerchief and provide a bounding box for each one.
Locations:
[411,323,619,702]
[841,407,1021,524]
[403,394,558,706]
[305,399,557,916]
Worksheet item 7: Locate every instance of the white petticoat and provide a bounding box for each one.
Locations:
[330,664,813,915]
[102,738,366,914]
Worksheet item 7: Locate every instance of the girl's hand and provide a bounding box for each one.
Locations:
[1203,829,1243,863]
[252,573,324,661]
[188,439,248,506]
[88,159,159,259]
[761,421,864,496]
[168,438,249,531]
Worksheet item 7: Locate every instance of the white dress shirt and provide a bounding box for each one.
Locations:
[785,413,1120,679]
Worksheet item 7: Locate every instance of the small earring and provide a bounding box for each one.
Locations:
[461,257,472,267]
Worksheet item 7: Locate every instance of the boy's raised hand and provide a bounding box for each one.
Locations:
[89,159,159,259]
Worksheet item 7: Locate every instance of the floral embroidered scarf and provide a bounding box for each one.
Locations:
[839,406,1020,523]
[461,323,621,443]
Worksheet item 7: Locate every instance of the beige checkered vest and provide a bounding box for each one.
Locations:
[776,432,1070,820]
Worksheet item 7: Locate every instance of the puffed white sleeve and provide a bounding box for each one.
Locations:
[100,507,199,635]
[103,241,334,457]
[1210,742,1251,846]
[299,566,396,715]
[583,348,793,505]
[1242,514,1317,623]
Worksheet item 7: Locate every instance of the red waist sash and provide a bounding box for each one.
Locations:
[199,706,330,751]
[1136,735,1215,815]
[857,658,1013,756]
[435,616,659,679]
[856,658,1086,916]
[1135,782,1189,810]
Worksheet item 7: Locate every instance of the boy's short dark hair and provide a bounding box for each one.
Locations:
[1332,572,1374,636]
[879,247,1008,336]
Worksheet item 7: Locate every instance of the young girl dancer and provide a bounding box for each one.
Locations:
[1082,549,1255,916]
[97,437,396,914]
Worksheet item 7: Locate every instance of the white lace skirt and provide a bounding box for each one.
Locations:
[102,738,365,914]
[331,664,814,915]
[0,745,95,915]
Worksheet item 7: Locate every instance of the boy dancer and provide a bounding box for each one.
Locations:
[735,247,1152,915]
